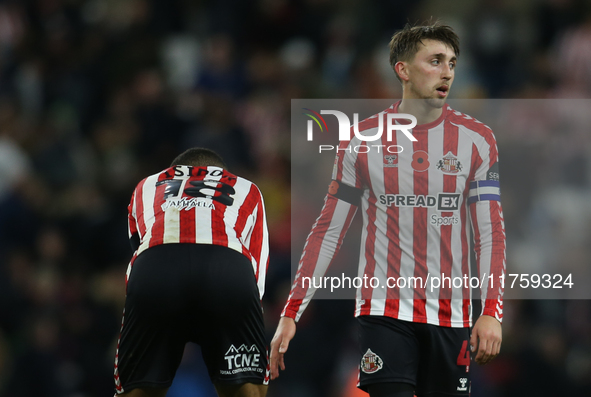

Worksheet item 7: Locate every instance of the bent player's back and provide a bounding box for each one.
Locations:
[128,165,268,271]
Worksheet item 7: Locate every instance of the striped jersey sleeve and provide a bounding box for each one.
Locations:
[467,128,506,322]
[282,135,363,321]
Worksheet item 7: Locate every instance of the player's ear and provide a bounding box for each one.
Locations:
[395,61,410,82]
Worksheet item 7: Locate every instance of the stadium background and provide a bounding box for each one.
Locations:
[0,0,590,396]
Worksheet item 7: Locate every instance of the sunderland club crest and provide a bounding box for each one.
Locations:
[437,151,462,174]
[360,349,383,374]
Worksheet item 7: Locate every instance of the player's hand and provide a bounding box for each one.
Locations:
[470,315,502,365]
[270,316,296,380]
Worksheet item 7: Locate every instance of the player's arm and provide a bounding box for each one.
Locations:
[271,140,364,380]
[468,136,506,365]
[281,183,361,320]
[270,187,360,379]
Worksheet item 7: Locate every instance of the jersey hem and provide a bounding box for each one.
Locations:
[355,309,471,328]
[137,241,252,263]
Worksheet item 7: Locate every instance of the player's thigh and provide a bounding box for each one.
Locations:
[415,324,471,396]
[114,245,190,394]
[191,245,269,388]
[214,382,268,397]
[357,316,420,392]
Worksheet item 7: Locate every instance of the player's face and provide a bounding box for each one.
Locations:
[401,39,456,107]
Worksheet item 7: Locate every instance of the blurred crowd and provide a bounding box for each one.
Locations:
[0,0,591,396]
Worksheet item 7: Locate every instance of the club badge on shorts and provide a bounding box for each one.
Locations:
[360,348,383,374]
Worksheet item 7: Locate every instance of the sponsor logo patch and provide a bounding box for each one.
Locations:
[220,344,264,376]
[437,193,460,210]
[384,154,398,168]
[360,349,383,374]
[431,215,459,226]
[378,193,460,211]
[487,162,500,181]
[457,377,469,392]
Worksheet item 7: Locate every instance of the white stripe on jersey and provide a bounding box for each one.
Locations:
[395,133,416,318]
[365,146,389,310]
[424,123,444,322]
[192,167,223,245]
[256,202,270,299]
[139,174,158,253]
[296,198,353,321]
[473,201,493,306]
[224,176,249,254]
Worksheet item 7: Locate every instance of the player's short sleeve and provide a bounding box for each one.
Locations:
[128,188,140,252]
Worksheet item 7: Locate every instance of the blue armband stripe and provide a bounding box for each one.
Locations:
[468,194,501,204]
[469,180,500,189]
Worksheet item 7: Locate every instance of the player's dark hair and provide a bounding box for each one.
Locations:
[389,21,460,82]
[171,147,227,169]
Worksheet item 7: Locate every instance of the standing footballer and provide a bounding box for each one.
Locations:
[271,22,505,397]
[114,148,270,397]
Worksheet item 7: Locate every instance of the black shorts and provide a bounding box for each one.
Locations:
[114,243,269,394]
[357,316,471,396]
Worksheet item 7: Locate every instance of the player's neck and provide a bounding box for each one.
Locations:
[398,98,444,126]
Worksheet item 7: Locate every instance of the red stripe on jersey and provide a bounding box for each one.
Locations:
[412,130,429,322]
[250,200,265,282]
[253,203,263,282]
[236,184,260,261]
[438,122,458,325]
[359,150,378,316]
[384,131,401,318]
[149,173,169,247]
[135,179,147,237]
[483,200,505,319]
[210,174,239,247]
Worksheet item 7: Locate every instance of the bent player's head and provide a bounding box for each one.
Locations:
[171,147,227,169]
[389,21,459,107]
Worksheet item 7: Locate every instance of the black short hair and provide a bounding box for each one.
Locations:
[170,147,227,168]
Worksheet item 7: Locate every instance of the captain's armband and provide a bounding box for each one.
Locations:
[328,180,363,206]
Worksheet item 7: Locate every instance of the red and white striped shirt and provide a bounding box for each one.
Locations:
[127,165,270,299]
[283,102,506,327]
